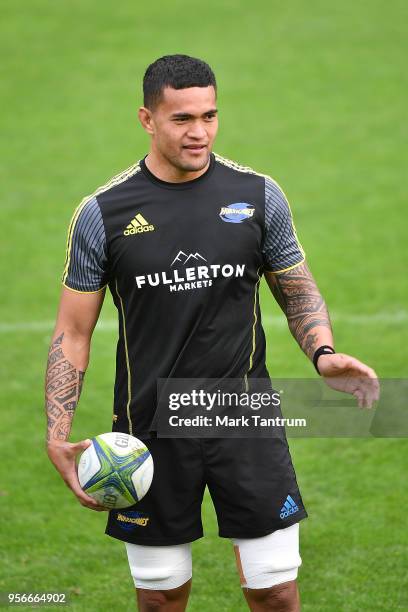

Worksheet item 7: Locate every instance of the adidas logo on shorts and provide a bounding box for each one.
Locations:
[280,495,299,519]
[124,213,155,235]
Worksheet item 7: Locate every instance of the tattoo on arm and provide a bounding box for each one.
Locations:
[45,333,85,443]
[266,262,332,359]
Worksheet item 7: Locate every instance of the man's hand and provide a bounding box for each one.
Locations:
[317,353,380,409]
[47,439,108,511]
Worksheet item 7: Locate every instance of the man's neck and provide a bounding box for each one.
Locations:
[144,151,210,183]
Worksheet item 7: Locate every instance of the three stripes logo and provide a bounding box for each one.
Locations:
[124,213,155,236]
[280,494,299,519]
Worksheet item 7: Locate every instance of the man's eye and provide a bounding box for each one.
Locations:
[205,114,216,120]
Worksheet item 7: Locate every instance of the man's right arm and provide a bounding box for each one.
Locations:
[45,286,107,510]
[46,194,109,509]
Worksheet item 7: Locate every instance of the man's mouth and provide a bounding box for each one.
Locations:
[183,144,207,152]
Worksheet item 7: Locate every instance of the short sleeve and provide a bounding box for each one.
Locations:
[262,177,305,273]
[62,196,108,292]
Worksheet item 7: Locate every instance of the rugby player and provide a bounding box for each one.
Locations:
[45,55,379,611]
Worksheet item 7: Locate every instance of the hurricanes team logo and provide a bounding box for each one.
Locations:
[219,203,255,223]
[116,510,150,530]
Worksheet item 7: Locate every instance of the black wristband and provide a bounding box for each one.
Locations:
[313,345,335,374]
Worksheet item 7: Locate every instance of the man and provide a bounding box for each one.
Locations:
[45,55,379,611]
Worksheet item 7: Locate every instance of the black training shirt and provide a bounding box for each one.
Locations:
[62,153,305,435]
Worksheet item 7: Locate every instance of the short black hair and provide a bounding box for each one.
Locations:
[143,54,216,110]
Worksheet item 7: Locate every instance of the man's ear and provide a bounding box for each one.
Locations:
[138,106,154,135]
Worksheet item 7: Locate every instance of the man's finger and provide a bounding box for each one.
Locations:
[78,498,108,511]
[363,378,380,408]
[73,486,108,511]
[65,449,109,511]
[353,381,373,409]
[367,383,379,408]
[353,388,364,408]
[346,363,380,406]
[63,472,101,507]
[371,377,380,401]
[70,438,93,455]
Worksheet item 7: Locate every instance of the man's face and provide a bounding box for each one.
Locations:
[142,86,218,172]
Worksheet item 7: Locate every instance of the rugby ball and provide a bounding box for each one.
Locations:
[78,432,154,509]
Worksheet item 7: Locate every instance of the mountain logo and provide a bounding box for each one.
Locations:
[170,251,207,267]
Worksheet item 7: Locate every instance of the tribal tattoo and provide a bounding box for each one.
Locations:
[45,333,85,443]
[265,262,332,359]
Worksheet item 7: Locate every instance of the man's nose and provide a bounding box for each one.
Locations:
[186,121,207,140]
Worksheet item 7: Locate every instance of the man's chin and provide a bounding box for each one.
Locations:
[178,150,210,172]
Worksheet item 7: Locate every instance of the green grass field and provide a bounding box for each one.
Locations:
[1,1,407,610]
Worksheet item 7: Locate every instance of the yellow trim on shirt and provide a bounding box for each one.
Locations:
[265,257,306,275]
[62,161,141,285]
[244,267,262,391]
[115,278,133,436]
[62,282,108,295]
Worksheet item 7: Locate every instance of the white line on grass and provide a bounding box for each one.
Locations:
[0,311,406,333]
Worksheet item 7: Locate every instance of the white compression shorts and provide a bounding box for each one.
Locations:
[125,523,301,591]
[233,523,302,589]
[125,542,192,591]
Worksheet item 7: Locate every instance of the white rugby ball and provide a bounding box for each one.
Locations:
[78,432,154,509]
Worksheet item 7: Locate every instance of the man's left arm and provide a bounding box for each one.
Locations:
[265,261,333,358]
[261,176,379,407]
[264,261,379,408]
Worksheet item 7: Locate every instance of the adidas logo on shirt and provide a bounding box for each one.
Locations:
[279,494,299,519]
[124,213,155,236]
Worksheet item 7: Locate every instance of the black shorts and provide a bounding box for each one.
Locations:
[105,437,307,546]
